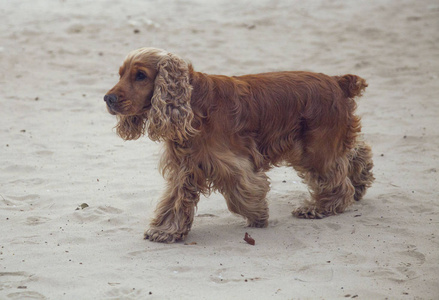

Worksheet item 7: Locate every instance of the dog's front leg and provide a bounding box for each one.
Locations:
[144,172,200,243]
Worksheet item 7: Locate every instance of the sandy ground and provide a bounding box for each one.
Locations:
[1,0,438,299]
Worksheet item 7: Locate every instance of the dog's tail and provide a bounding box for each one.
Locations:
[336,74,368,99]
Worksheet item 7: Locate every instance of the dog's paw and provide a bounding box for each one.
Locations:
[247,219,268,228]
[144,228,186,243]
[292,205,326,219]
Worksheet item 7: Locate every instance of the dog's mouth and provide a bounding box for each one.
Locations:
[106,105,118,115]
[106,99,151,116]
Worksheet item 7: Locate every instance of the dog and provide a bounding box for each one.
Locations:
[104,47,374,243]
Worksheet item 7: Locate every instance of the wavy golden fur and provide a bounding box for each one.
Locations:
[104,47,374,243]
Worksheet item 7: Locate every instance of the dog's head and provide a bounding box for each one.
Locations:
[104,48,197,142]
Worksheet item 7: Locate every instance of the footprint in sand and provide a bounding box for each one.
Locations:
[0,272,45,299]
[6,291,46,300]
[25,216,51,226]
[363,244,426,282]
[294,264,334,283]
[103,286,145,299]
[1,194,41,210]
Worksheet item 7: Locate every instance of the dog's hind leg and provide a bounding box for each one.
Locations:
[293,155,356,219]
[347,140,375,201]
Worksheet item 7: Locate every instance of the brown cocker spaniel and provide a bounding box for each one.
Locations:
[104,48,374,243]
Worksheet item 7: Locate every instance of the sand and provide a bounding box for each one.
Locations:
[1,0,438,299]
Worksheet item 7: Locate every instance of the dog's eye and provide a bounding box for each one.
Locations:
[135,71,147,81]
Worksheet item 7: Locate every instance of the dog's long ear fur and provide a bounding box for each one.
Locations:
[147,52,198,144]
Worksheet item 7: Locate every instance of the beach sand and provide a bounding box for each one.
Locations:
[1,0,438,299]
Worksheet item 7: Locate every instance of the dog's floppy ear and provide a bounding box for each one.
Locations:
[147,52,198,144]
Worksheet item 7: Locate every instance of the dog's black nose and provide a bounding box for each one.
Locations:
[104,94,117,105]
